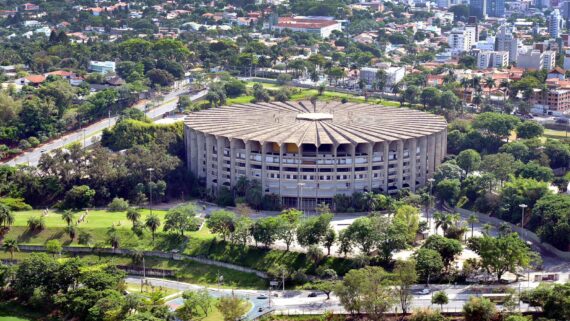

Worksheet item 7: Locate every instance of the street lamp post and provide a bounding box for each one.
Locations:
[428,178,435,232]
[82,128,86,148]
[519,204,528,237]
[147,168,155,216]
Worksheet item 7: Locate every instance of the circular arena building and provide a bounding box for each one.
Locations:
[184,100,447,209]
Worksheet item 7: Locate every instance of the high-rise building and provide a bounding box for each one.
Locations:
[486,0,505,17]
[448,27,477,54]
[549,9,564,38]
[497,24,520,64]
[437,0,450,8]
[475,50,509,69]
[517,48,546,70]
[470,0,487,19]
[543,51,557,70]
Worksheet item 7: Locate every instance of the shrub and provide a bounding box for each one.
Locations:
[60,185,96,210]
[78,231,93,245]
[107,197,129,212]
[0,197,32,211]
[18,139,31,150]
[27,136,40,147]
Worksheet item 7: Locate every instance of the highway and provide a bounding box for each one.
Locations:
[1,87,207,167]
[126,276,544,320]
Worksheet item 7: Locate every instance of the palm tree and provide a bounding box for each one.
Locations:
[126,209,141,225]
[108,233,120,251]
[27,216,46,232]
[65,225,77,240]
[145,214,161,241]
[472,76,482,91]
[0,206,14,229]
[2,239,19,260]
[484,77,496,92]
[482,223,493,235]
[434,212,460,235]
[61,210,75,226]
[499,79,510,109]
[460,77,471,106]
[467,214,478,238]
[472,92,483,109]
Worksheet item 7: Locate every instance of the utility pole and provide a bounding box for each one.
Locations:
[519,203,528,237]
[428,178,435,232]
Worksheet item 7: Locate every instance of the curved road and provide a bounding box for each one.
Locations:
[2,87,207,167]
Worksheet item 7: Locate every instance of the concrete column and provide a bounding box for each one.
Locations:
[279,144,284,201]
[205,135,213,190]
[196,132,205,180]
[261,142,267,194]
[229,139,237,188]
[350,144,356,194]
[428,134,436,177]
[383,141,389,193]
[409,138,417,192]
[190,129,198,175]
[396,140,404,189]
[434,132,442,168]
[367,143,373,192]
[333,144,338,196]
[245,140,251,177]
[217,137,224,192]
[420,136,427,185]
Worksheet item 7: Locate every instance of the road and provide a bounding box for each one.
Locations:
[128,276,547,320]
[2,87,207,167]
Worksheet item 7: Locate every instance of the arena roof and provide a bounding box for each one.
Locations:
[184,100,447,146]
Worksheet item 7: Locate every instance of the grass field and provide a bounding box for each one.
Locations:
[125,282,181,297]
[2,209,172,248]
[543,128,570,139]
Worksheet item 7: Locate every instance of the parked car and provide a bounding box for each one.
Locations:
[308,292,318,297]
[419,288,430,295]
[257,295,268,299]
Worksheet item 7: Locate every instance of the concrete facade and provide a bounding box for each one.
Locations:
[184,101,447,209]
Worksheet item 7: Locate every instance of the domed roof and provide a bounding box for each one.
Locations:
[184,100,447,146]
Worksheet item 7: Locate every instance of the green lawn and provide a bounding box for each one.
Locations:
[2,207,214,250]
[2,209,172,248]
[543,128,570,139]
[125,282,181,298]
[0,317,30,321]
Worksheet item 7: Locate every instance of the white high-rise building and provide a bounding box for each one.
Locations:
[448,27,477,54]
[517,48,546,70]
[563,49,570,70]
[549,9,564,39]
[476,50,509,69]
[543,51,556,70]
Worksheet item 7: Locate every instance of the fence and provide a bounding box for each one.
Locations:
[17,245,268,278]
[455,208,570,260]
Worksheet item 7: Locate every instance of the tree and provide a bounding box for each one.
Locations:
[252,83,270,103]
[531,194,570,251]
[521,283,570,321]
[65,224,77,240]
[463,297,496,321]
[108,197,130,212]
[216,296,248,321]
[481,153,518,184]
[498,177,550,224]
[61,185,96,210]
[420,87,441,109]
[342,217,377,254]
[516,121,544,139]
[334,266,395,318]
[0,204,14,229]
[177,289,212,320]
[472,112,520,140]
[61,210,75,226]
[145,214,161,241]
[403,85,420,105]
[27,216,46,232]
[516,161,554,182]
[251,217,280,248]
[434,179,461,206]
[126,209,142,225]
[323,228,336,256]
[394,259,417,314]
[467,214,478,238]
[544,140,570,168]
[414,248,444,285]
[456,149,481,176]
[393,205,420,244]
[45,240,62,257]
[422,235,462,269]
[296,213,333,247]
[431,291,449,310]
[207,210,237,241]
[305,280,335,300]
[468,233,533,281]
[2,239,19,260]
[163,206,200,237]
[146,69,174,87]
